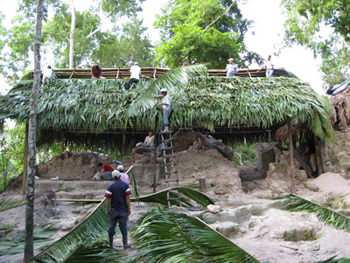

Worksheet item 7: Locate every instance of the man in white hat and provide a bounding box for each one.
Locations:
[126,61,141,90]
[117,165,130,184]
[105,170,132,249]
[225,58,238,77]
[154,88,171,132]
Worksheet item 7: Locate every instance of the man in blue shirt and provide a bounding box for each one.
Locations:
[226,58,239,77]
[105,170,132,249]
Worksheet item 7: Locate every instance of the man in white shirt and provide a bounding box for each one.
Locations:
[154,88,171,132]
[257,55,274,78]
[225,58,239,77]
[126,62,141,90]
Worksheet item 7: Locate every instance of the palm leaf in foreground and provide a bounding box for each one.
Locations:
[134,186,214,208]
[316,256,350,263]
[30,199,109,263]
[0,198,26,212]
[129,206,259,263]
[282,194,350,232]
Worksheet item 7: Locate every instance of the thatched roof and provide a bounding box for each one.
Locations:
[0,76,334,145]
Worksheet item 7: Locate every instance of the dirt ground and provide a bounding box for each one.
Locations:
[1,149,350,263]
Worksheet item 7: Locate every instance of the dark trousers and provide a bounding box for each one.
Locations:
[108,209,128,246]
[125,78,139,90]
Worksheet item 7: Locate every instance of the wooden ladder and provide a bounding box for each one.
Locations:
[160,130,181,209]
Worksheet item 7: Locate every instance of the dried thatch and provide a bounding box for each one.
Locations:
[0,75,334,147]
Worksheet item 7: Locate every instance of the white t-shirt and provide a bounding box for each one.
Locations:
[265,60,274,70]
[144,135,154,145]
[162,94,171,110]
[130,65,141,79]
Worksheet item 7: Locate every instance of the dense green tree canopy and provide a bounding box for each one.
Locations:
[0,0,153,81]
[281,0,350,86]
[154,0,261,68]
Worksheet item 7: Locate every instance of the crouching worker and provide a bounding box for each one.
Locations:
[93,162,114,180]
[105,170,132,249]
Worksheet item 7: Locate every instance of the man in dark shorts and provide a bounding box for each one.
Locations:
[105,170,132,249]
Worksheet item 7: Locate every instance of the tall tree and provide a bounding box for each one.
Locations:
[154,0,261,68]
[24,0,44,261]
[281,0,350,86]
[68,0,76,68]
[91,17,155,67]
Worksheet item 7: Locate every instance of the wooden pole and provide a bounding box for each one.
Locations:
[22,122,29,195]
[153,112,159,193]
[267,129,272,143]
[61,131,64,153]
[122,131,126,157]
[314,135,323,176]
[288,120,295,193]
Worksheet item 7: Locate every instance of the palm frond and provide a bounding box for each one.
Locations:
[0,198,26,212]
[127,64,208,117]
[0,224,55,256]
[134,186,214,208]
[31,199,109,262]
[129,206,260,263]
[282,194,350,232]
[316,256,350,263]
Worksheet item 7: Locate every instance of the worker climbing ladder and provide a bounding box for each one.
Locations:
[160,129,181,209]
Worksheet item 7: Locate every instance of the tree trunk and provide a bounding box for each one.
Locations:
[22,122,29,195]
[69,0,76,68]
[288,120,295,193]
[24,0,44,261]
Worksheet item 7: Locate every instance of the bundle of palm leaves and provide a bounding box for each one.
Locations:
[129,206,259,263]
[0,198,26,212]
[282,195,350,233]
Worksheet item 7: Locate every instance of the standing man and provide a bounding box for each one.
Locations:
[226,58,239,77]
[126,61,141,90]
[257,55,274,78]
[154,88,171,132]
[105,170,132,249]
[117,165,130,184]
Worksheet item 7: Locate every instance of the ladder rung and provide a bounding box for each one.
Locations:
[165,170,178,174]
[165,179,179,183]
[160,131,172,134]
[164,162,177,166]
[163,154,175,158]
[162,147,173,150]
[163,138,174,143]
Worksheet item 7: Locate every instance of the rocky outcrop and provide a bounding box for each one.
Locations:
[36,151,116,180]
[323,130,350,179]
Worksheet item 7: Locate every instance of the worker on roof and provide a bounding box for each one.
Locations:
[257,55,274,78]
[126,61,141,90]
[91,65,105,79]
[154,88,171,132]
[225,58,239,77]
[105,170,132,249]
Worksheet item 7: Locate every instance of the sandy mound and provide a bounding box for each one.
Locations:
[308,172,350,194]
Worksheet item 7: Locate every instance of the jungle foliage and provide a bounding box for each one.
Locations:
[281,0,350,86]
[154,0,262,68]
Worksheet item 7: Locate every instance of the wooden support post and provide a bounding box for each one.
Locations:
[288,120,295,193]
[153,66,157,79]
[153,127,158,193]
[199,178,206,192]
[314,135,323,176]
[122,132,126,157]
[267,129,272,143]
[22,122,29,195]
[61,131,64,153]
[116,67,120,79]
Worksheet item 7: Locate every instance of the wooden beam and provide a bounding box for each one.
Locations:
[288,120,296,193]
[314,135,323,176]
[61,131,64,153]
[153,126,158,193]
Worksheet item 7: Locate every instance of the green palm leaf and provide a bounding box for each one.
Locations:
[126,64,208,117]
[282,194,350,232]
[129,206,260,263]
